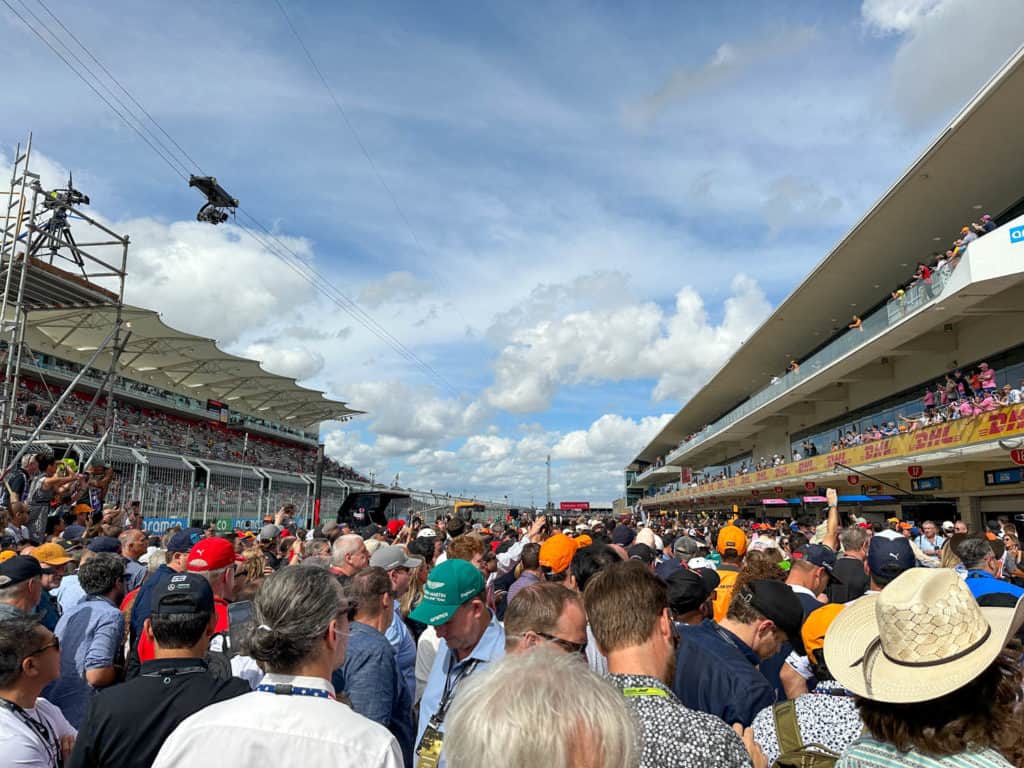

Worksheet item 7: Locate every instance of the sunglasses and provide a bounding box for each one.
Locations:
[536,632,587,656]
[27,636,59,657]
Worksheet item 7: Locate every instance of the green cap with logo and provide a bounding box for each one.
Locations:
[408,558,486,626]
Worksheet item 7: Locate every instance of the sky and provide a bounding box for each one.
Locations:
[3,0,1024,504]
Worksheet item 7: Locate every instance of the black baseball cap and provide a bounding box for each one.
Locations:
[667,567,720,615]
[86,536,121,554]
[0,555,42,587]
[165,532,194,553]
[150,573,215,615]
[793,544,837,573]
[627,543,657,564]
[744,579,806,655]
[867,532,915,582]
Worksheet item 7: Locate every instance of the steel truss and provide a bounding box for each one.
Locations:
[0,133,129,469]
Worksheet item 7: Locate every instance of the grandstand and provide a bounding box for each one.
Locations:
[0,140,494,530]
[626,47,1024,530]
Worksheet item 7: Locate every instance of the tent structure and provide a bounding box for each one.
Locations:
[19,305,359,428]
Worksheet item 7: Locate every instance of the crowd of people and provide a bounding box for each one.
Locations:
[651,214,1002,476]
[1,488,1023,768]
[14,378,367,481]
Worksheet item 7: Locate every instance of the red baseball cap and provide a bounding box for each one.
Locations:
[187,537,235,572]
[386,519,406,537]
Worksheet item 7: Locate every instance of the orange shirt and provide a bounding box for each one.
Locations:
[711,564,740,623]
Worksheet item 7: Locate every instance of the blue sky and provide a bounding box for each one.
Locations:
[3,0,1024,503]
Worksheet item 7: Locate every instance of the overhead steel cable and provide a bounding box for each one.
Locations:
[2,0,190,180]
[271,0,471,330]
[33,0,208,176]
[6,0,461,396]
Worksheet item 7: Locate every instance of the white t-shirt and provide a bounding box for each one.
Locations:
[0,696,76,767]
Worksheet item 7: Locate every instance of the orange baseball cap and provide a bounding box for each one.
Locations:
[30,542,73,566]
[575,534,593,548]
[716,525,748,556]
[539,533,579,574]
[802,603,845,665]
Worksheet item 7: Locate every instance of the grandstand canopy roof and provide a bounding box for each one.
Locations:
[633,45,1024,464]
[20,305,360,428]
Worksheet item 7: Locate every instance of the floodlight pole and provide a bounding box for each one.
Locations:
[313,443,325,529]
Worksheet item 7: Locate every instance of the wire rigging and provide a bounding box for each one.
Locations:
[4,0,460,396]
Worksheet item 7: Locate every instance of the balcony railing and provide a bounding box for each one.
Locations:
[666,259,960,463]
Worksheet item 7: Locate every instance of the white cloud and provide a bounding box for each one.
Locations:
[243,343,324,381]
[486,273,772,412]
[863,0,1024,127]
[359,271,432,309]
[552,413,672,462]
[861,0,944,34]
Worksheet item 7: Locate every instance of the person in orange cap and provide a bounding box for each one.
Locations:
[711,524,748,622]
[30,542,73,629]
[539,533,579,583]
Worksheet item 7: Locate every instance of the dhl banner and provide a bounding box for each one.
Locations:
[685,405,1024,499]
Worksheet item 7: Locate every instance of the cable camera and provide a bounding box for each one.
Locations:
[189,175,238,225]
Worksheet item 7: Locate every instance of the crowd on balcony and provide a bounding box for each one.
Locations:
[13,379,368,482]
[662,213,1001,468]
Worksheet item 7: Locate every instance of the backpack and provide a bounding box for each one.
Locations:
[771,699,839,768]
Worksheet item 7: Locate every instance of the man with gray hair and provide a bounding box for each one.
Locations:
[959,537,1024,601]
[445,648,639,768]
[331,533,370,581]
[49,552,126,726]
[827,526,870,603]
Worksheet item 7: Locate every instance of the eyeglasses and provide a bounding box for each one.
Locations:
[27,637,59,657]
[535,632,587,656]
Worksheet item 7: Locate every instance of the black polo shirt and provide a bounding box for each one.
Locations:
[68,657,250,768]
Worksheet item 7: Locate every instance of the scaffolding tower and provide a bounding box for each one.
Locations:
[0,134,129,469]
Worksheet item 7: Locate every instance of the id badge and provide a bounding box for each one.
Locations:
[416,721,444,768]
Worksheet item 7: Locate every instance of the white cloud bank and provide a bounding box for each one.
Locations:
[486,273,772,412]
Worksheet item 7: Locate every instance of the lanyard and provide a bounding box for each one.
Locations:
[0,697,62,768]
[256,683,335,699]
[622,686,669,698]
[434,656,480,724]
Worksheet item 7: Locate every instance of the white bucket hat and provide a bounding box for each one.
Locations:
[826,568,1024,703]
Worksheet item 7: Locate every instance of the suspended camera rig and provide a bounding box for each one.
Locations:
[0,133,129,471]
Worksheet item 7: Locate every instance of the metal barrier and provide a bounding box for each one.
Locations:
[138,451,196,519]
[69,443,144,508]
[194,460,263,522]
[263,468,312,521]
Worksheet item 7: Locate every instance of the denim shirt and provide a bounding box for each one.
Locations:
[414,611,505,768]
[335,621,415,768]
[386,602,417,702]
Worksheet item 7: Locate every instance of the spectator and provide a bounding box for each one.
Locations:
[503,582,587,656]
[30,543,73,631]
[444,648,638,768]
[711,524,747,621]
[827,527,869,604]
[567,543,621,676]
[828,569,1023,767]
[958,537,1024,601]
[119,529,148,591]
[186,537,236,648]
[69,573,249,768]
[369,544,422,704]
[666,567,719,626]
[0,614,75,765]
[125,531,193,677]
[586,560,753,768]
[49,552,126,726]
[331,534,370,582]
[506,542,542,603]
[673,580,804,727]
[752,604,862,764]
[0,555,44,621]
[153,566,402,768]
[334,566,415,768]
[408,558,505,768]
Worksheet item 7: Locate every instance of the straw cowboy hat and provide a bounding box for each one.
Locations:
[825,568,1024,703]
